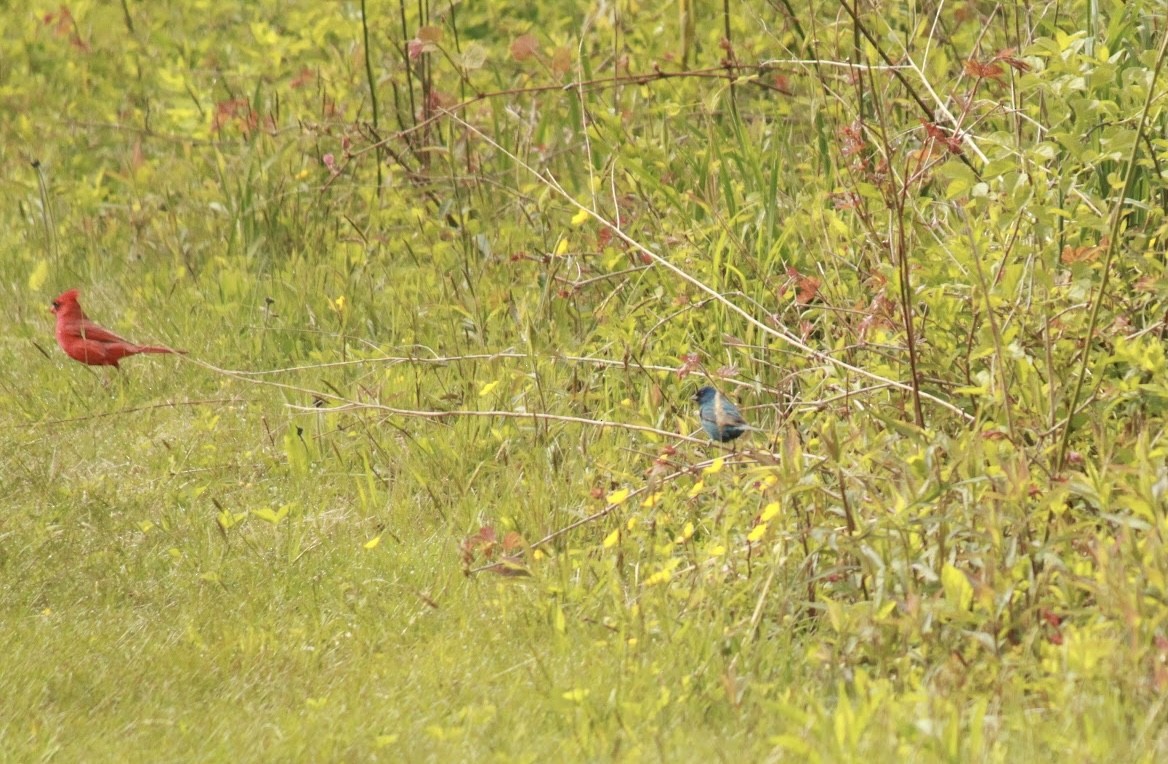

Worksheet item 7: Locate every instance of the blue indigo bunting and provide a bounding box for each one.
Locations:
[693,386,750,442]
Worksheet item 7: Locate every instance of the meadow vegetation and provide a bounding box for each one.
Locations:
[3,0,1168,760]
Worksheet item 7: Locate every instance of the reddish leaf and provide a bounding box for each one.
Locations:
[212,98,256,133]
[838,121,867,159]
[290,67,315,89]
[427,90,456,110]
[645,459,670,480]
[551,46,572,76]
[922,121,948,142]
[1060,242,1105,264]
[857,294,895,339]
[502,531,525,553]
[677,353,701,379]
[993,48,1031,73]
[943,135,964,154]
[44,5,73,36]
[796,276,820,305]
[964,58,1004,79]
[511,33,539,61]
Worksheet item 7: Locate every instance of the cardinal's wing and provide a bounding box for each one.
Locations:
[77,320,133,345]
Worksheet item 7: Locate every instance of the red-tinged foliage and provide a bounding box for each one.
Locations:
[857,294,896,339]
[645,459,671,480]
[459,525,496,565]
[510,34,539,62]
[798,281,826,306]
[677,353,701,378]
[427,90,456,110]
[43,5,89,52]
[44,6,70,34]
[212,98,260,135]
[783,266,821,305]
[501,531,524,553]
[1135,274,1158,292]
[954,4,981,23]
[551,47,572,77]
[407,26,443,60]
[964,58,1004,80]
[921,121,964,155]
[839,121,866,158]
[459,525,529,576]
[290,67,315,89]
[1060,241,1106,264]
[993,48,1031,73]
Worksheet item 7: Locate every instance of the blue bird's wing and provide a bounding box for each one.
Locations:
[714,395,748,428]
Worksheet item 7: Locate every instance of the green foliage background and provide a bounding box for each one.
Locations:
[3,0,1168,759]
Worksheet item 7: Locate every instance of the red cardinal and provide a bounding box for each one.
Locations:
[51,288,184,367]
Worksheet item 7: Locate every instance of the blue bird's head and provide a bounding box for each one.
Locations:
[693,386,748,442]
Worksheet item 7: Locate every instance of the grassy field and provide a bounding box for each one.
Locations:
[4,1,1168,760]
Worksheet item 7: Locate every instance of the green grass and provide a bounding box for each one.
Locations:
[3,0,1168,760]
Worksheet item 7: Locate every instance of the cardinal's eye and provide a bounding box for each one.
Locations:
[51,301,60,309]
